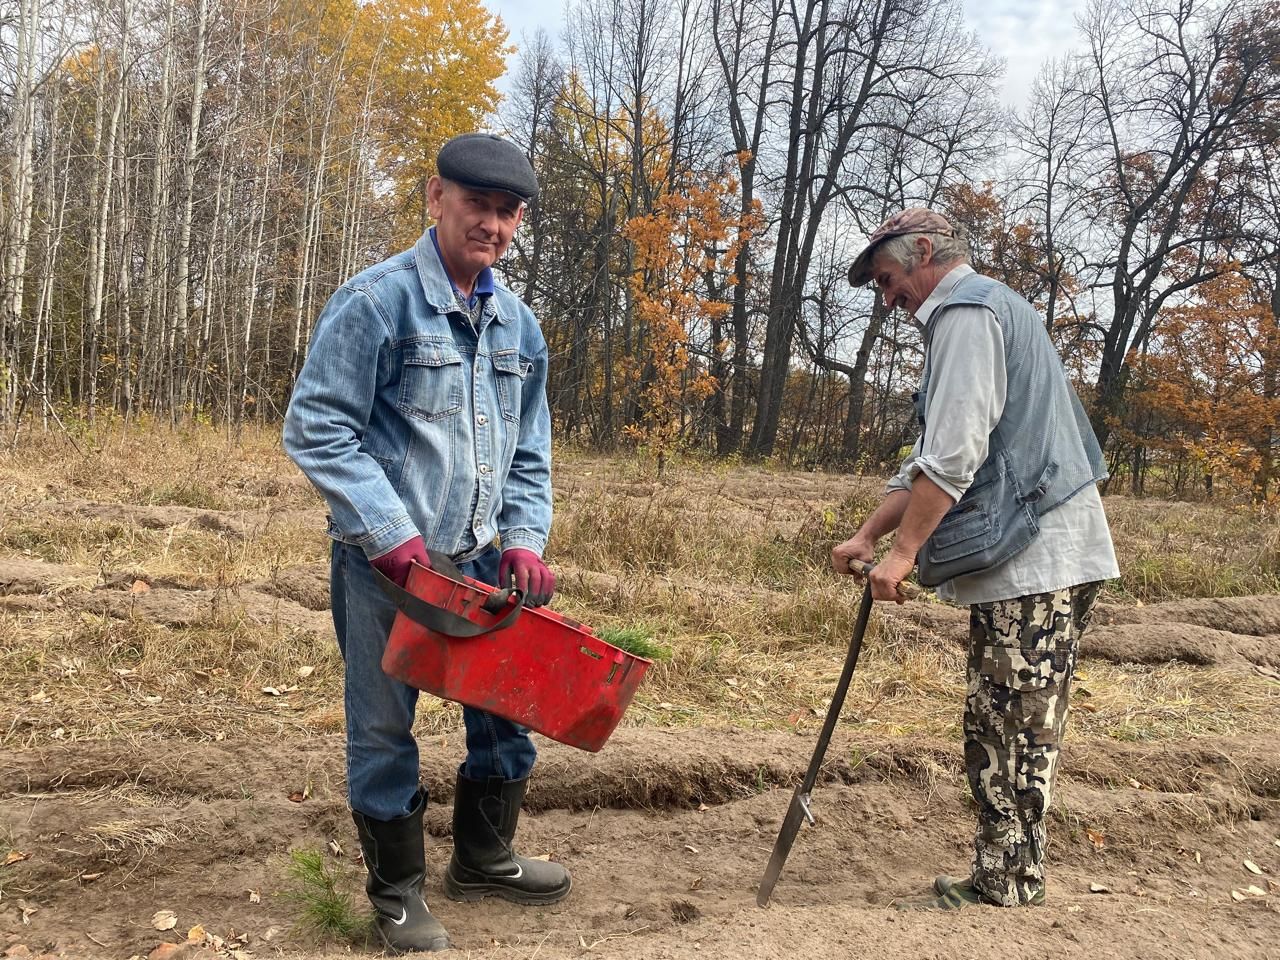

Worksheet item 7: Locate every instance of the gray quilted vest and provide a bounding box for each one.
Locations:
[914,273,1107,587]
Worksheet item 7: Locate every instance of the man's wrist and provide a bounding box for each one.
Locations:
[886,541,919,564]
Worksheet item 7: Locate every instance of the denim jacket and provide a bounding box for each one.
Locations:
[283,231,553,562]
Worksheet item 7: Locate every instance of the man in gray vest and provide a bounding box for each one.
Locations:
[832,207,1119,909]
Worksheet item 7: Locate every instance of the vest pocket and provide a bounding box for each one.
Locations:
[917,450,1040,586]
[928,503,993,562]
[399,344,465,422]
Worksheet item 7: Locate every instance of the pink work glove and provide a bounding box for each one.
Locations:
[370,535,430,588]
[499,548,555,607]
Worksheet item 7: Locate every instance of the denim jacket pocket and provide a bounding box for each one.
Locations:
[492,349,531,423]
[399,342,465,422]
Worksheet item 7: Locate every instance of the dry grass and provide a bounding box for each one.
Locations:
[1104,497,1280,600]
[2,422,1279,754]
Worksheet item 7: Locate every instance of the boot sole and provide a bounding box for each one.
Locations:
[443,868,572,905]
[374,923,451,954]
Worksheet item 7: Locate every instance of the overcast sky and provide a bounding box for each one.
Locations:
[482,0,1092,110]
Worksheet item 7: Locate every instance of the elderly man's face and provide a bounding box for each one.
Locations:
[869,238,942,316]
[427,177,524,282]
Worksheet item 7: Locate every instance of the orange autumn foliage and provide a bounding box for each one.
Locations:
[1124,269,1280,500]
[621,168,759,462]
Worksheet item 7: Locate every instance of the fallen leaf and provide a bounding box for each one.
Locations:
[1127,778,1141,789]
[261,687,282,697]
[247,890,261,904]
[287,791,305,803]
[28,690,50,704]
[147,945,182,960]
[697,803,709,812]
[1086,828,1106,851]
[1066,904,1082,913]
[684,844,700,854]
[297,665,315,678]
[3,851,30,866]
[186,924,206,942]
[1088,882,1111,894]
[18,900,37,924]
[1244,859,1265,875]
[328,839,343,856]
[1195,850,1202,864]
[81,872,102,881]
[1231,889,1247,902]
[689,876,703,890]
[229,951,253,960]
[1245,885,1267,897]
[530,853,551,861]
[151,909,178,931]
[261,926,279,941]
[131,580,151,595]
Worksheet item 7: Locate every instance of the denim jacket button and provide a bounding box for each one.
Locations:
[479,463,490,474]
[477,414,488,425]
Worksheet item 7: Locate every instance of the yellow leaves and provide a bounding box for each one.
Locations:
[265,0,509,244]
[358,0,510,240]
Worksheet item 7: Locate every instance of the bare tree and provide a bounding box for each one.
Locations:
[1076,0,1280,447]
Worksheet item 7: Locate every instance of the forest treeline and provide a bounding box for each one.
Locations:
[1,0,1278,500]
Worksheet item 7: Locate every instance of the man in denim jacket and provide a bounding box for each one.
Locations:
[832,208,1118,911]
[284,133,568,952]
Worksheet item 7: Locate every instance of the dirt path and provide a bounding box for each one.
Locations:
[3,728,1279,960]
[3,487,1280,959]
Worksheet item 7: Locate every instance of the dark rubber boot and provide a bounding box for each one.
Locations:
[443,774,571,905]
[351,790,451,953]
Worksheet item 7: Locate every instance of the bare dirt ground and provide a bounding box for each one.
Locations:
[2,429,1279,959]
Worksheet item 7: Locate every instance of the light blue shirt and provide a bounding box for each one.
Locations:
[889,264,1119,604]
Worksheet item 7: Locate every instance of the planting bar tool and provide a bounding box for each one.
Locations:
[756,561,915,907]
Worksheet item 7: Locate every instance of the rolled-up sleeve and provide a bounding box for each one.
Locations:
[892,307,1006,502]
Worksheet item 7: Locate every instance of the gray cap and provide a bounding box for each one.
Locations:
[437,133,539,202]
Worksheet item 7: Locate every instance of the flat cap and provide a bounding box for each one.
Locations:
[437,132,539,202]
[847,208,957,286]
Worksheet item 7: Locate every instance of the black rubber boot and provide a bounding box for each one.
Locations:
[443,774,572,905]
[351,790,451,953]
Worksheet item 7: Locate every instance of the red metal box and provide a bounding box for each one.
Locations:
[380,560,650,752]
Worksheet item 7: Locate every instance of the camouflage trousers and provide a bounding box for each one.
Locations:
[964,581,1101,906]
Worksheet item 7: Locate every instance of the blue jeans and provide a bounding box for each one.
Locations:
[330,541,538,820]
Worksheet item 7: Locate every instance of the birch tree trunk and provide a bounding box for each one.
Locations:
[2,0,44,421]
[171,0,210,419]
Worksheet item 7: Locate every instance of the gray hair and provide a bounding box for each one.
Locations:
[877,228,970,271]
